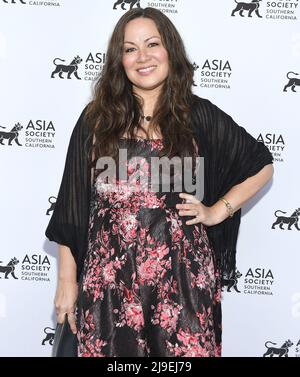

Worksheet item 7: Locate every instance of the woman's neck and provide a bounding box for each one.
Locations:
[133,85,161,116]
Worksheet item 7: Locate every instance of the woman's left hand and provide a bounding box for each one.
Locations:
[176,193,221,227]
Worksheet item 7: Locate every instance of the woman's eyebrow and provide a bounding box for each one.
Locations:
[124,35,161,45]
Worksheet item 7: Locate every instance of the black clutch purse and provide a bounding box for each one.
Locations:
[52,314,78,357]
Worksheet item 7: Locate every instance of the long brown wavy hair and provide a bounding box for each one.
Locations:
[85,7,196,166]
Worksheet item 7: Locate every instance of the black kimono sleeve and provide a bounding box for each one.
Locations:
[45,106,92,282]
[191,96,273,280]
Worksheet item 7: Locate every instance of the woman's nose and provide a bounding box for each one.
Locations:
[136,48,150,62]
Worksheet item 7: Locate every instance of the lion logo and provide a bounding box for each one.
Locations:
[51,56,83,80]
[231,0,263,18]
[3,0,26,4]
[192,62,199,87]
[283,72,300,93]
[221,269,242,293]
[0,123,23,146]
[271,208,300,230]
[46,196,57,216]
[113,0,141,11]
[0,258,19,279]
[42,327,56,346]
[263,340,293,357]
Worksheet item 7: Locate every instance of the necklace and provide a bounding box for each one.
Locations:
[142,115,152,122]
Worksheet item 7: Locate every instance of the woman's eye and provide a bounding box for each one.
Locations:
[124,47,135,53]
[124,43,158,53]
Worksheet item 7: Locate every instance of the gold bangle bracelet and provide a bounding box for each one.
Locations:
[219,197,234,218]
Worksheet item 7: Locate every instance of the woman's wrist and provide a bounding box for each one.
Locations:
[58,273,77,283]
[208,199,233,225]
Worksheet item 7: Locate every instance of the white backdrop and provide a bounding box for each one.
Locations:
[0,0,299,357]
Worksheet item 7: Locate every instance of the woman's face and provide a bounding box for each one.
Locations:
[122,17,169,93]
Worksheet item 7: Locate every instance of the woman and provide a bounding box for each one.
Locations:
[46,7,273,357]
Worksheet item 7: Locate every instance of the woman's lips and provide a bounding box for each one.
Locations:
[136,66,157,76]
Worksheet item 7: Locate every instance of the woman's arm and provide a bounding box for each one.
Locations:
[177,164,274,226]
[210,163,274,224]
[58,245,77,282]
[54,245,78,333]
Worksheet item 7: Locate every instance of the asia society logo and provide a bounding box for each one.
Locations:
[263,339,294,357]
[50,53,106,81]
[198,59,232,90]
[0,123,23,146]
[283,71,300,93]
[272,208,300,230]
[0,120,56,149]
[1,0,61,7]
[0,257,19,280]
[231,0,263,18]
[113,0,141,11]
[221,269,243,293]
[223,266,275,295]
[263,338,300,357]
[244,267,274,295]
[257,133,285,163]
[42,326,55,346]
[51,56,82,80]
[21,254,52,282]
[230,0,299,21]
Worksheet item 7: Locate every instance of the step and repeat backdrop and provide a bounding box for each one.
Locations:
[0,0,299,357]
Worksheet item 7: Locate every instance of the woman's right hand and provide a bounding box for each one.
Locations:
[54,279,78,334]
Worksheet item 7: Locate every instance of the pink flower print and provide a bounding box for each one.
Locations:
[139,227,147,241]
[84,313,96,332]
[169,218,184,242]
[138,258,160,284]
[183,344,209,357]
[149,139,163,151]
[142,192,163,208]
[83,338,108,357]
[102,261,116,284]
[114,257,122,270]
[177,328,201,347]
[215,344,222,357]
[124,301,144,332]
[111,223,119,235]
[214,286,221,302]
[123,286,133,302]
[148,243,169,259]
[127,164,135,175]
[166,341,183,357]
[196,307,212,330]
[102,231,109,243]
[119,214,138,243]
[158,301,182,333]
[195,272,207,290]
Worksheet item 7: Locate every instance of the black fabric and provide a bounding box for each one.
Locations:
[190,96,273,278]
[45,106,92,281]
[52,314,77,357]
[45,95,273,283]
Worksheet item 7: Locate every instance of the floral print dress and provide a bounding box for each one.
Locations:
[76,138,222,357]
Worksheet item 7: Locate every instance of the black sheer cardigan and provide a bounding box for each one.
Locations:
[45,95,273,284]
